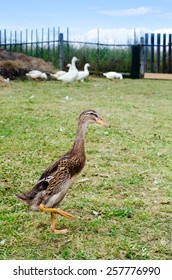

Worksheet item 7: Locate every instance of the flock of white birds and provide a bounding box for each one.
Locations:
[25,56,123,82]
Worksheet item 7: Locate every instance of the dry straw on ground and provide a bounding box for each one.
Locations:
[0,48,55,79]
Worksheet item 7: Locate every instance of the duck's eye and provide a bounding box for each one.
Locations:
[90,112,98,118]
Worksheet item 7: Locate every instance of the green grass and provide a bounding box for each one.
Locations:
[0,77,172,260]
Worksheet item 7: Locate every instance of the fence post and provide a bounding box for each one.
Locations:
[53,27,55,63]
[26,29,28,54]
[96,28,100,74]
[41,28,44,58]
[168,34,172,73]
[140,37,144,77]
[150,33,154,72]
[157,34,161,73]
[31,29,33,56]
[15,31,17,52]
[130,44,141,79]
[59,33,64,70]
[47,28,50,60]
[162,34,166,73]
[144,33,148,72]
[36,29,39,57]
[20,31,22,53]
[10,31,12,52]
[66,27,70,63]
[4,29,7,49]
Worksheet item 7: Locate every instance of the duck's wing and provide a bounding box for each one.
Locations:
[16,153,85,208]
[26,157,69,197]
[38,158,61,181]
[16,158,70,206]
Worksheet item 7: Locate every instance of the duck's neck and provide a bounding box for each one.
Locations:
[84,65,89,71]
[72,121,88,154]
[71,59,77,71]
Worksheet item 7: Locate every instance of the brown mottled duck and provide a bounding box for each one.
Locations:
[16,110,109,234]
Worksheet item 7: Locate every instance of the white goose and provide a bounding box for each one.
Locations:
[50,70,66,79]
[50,64,72,80]
[77,63,90,82]
[66,63,72,72]
[58,57,79,83]
[103,72,123,80]
[27,70,42,75]
[26,70,47,79]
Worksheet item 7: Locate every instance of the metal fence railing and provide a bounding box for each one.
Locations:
[0,28,171,74]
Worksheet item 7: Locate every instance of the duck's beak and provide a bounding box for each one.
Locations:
[96,117,109,127]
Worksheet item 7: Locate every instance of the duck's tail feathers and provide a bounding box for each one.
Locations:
[15,193,30,206]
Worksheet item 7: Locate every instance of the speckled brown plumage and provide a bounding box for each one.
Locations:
[16,110,109,233]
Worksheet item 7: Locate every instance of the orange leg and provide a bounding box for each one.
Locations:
[39,204,75,218]
[50,212,69,234]
[39,204,75,234]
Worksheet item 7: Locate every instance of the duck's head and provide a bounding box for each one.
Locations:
[79,110,109,127]
[72,56,79,63]
[42,73,47,79]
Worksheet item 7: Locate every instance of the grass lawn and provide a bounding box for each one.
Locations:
[0,77,172,260]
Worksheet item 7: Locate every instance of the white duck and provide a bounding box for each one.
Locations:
[77,63,91,82]
[103,72,123,80]
[66,63,72,72]
[58,57,79,83]
[26,70,47,79]
[28,70,42,75]
[50,64,72,80]
[50,70,66,79]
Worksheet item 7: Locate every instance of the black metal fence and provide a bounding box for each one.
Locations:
[142,33,172,73]
[0,28,172,74]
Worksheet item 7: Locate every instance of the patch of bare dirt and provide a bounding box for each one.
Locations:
[144,73,172,80]
[0,48,56,79]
